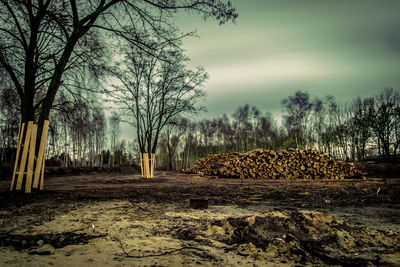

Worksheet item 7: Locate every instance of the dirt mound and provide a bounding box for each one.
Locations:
[184,149,363,179]
[203,209,400,265]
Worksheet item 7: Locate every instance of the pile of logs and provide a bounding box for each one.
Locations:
[183,149,363,179]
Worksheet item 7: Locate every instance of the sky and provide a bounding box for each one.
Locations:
[120,0,400,140]
[175,0,400,119]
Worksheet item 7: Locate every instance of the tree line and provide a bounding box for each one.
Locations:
[1,73,398,168]
[281,88,400,162]
[156,88,400,170]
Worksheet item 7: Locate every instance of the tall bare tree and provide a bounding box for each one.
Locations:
[109,43,207,156]
[282,91,313,149]
[348,97,374,161]
[160,118,188,170]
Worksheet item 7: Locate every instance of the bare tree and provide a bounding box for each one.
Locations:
[281,91,313,149]
[256,112,278,150]
[109,43,207,157]
[199,119,217,153]
[348,97,374,161]
[109,111,120,165]
[311,97,326,151]
[232,104,252,151]
[0,72,20,163]
[216,114,235,152]
[91,105,106,165]
[372,88,400,157]
[160,118,188,170]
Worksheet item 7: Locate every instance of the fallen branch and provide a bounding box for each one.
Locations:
[118,240,205,258]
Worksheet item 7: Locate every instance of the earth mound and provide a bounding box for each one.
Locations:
[202,209,400,265]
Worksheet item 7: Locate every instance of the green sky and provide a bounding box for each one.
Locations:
[175,0,400,119]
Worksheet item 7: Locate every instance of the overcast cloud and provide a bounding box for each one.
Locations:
[175,0,400,119]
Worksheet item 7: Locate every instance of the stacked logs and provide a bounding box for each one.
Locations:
[183,149,363,179]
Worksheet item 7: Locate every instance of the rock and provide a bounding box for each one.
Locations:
[37,240,44,246]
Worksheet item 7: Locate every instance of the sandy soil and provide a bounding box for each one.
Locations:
[0,171,399,266]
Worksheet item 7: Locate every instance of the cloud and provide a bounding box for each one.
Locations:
[205,54,336,94]
[178,0,400,121]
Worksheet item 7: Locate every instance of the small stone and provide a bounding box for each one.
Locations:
[37,240,44,246]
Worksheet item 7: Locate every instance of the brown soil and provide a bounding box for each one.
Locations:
[0,171,399,266]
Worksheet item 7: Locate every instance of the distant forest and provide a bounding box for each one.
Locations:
[1,86,398,170]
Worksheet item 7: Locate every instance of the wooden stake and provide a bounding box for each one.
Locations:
[40,154,45,190]
[150,153,155,178]
[33,120,49,189]
[32,120,49,188]
[10,122,23,191]
[143,153,149,178]
[148,153,151,178]
[148,154,152,178]
[25,124,37,193]
[140,153,144,178]
[16,121,33,190]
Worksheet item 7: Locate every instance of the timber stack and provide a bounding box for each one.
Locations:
[183,149,363,179]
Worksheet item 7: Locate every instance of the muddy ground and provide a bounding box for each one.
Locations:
[0,170,399,266]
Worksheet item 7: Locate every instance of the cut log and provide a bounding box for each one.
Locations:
[182,149,363,180]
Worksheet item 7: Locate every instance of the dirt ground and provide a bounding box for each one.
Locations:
[0,170,399,266]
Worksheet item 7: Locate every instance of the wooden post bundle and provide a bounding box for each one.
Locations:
[140,153,155,178]
[10,120,49,192]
